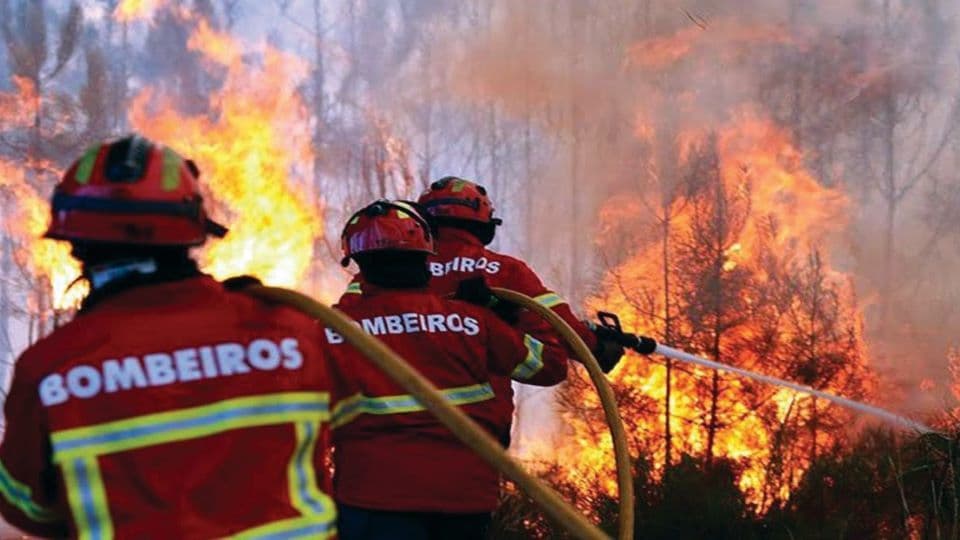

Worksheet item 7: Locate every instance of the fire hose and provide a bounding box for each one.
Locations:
[491,288,635,540]
[244,286,609,540]
[593,311,937,435]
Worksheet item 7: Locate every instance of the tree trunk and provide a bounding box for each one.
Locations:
[878,0,897,332]
[662,215,673,470]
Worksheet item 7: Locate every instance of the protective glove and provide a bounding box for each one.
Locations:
[222,275,263,291]
[454,277,520,324]
[587,321,627,374]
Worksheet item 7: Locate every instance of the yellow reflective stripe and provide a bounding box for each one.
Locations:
[161,147,182,191]
[74,145,100,184]
[52,393,330,462]
[287,422,328,517]
[0,461,60,523]
[233,514,337,539]
[533,292,565,309]
[332,383,495,428]
[344,282,362,295]
[512,335,545,380]
[62,457,113,540]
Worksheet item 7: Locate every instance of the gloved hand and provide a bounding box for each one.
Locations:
[222,275,263,291]
[587,322,627,373]
[454,277,520,324]
[594,338,626,373]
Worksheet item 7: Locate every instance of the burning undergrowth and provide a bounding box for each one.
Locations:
[555,113,874,511]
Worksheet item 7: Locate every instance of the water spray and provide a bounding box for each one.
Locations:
[596,312,937,435]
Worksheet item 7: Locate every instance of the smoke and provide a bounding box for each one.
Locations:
[401,0,960,411]
[2,0,959,417]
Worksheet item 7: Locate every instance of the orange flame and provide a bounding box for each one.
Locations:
[129,20,320,287]
[555,113,871,509]
[0,160,84,311]
[113,0,168,22]
[0,78,85,312]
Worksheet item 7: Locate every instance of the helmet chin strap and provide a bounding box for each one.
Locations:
[86,258,159,290]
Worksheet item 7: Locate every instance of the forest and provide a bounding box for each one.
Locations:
[2,1,960,538]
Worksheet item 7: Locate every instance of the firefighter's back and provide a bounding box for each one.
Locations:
[19,275,335,539]
[329,288,505,514]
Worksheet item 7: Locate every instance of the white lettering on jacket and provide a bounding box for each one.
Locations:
[38,338,304,407]
[325,312,481,344]
[429,257,501,277]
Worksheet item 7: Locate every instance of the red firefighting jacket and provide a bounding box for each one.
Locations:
[327,286,567,513]
[338,227,597,428]
[0,276,340,539]
[340,227,598,351]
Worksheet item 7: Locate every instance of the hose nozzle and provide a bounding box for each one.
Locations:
[597,311,657,355]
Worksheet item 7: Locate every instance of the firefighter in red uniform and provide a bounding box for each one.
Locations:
[0,135,341,539]
[339,178,626,452]
[329,200,567,540]
[341,177,626,371]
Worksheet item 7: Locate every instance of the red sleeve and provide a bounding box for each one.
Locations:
[324,305,363,431]
[483,311,567,387]
[335,275,364,307]
[504,259,599,352]
[0,356,68,537]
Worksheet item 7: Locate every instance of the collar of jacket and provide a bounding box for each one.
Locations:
[436,226,483,247]
[356,282,432,298]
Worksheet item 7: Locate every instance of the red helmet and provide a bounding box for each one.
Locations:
[45,134,227,246]
[417,176,502,225]
[340,200,435,266]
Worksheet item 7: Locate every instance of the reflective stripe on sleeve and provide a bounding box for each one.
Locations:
[0,461,61,523]
[332,382,495,428]
[511,335,545,381]
[532,292,565,309]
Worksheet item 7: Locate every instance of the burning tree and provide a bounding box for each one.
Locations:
[554,116,874,514]
[0,0,88,351]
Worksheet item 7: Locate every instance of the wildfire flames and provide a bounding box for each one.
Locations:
[0,6,318,325]
[0,2,936,527]
[128,17,320,287]
[113,0,167,22]
[555,112,873,509]
[0,77,85,313]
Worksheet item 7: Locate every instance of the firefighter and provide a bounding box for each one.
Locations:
[342,178,626,372]
[338,179,625,442]
[329,200,567,540]
[0,135,341,538]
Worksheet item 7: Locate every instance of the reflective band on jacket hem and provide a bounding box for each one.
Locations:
[512,335,545,380]
[232,515,337,539]
[0,461,61,523]
[51,392,332,540]
[332,382,494,428]
[532,292,565,309]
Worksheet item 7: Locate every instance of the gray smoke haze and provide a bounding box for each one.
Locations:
[2,0,960,418]
[403,0,960,411]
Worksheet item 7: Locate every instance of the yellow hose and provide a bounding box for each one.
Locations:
[491,287,635,540]
[244,286,608,540]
